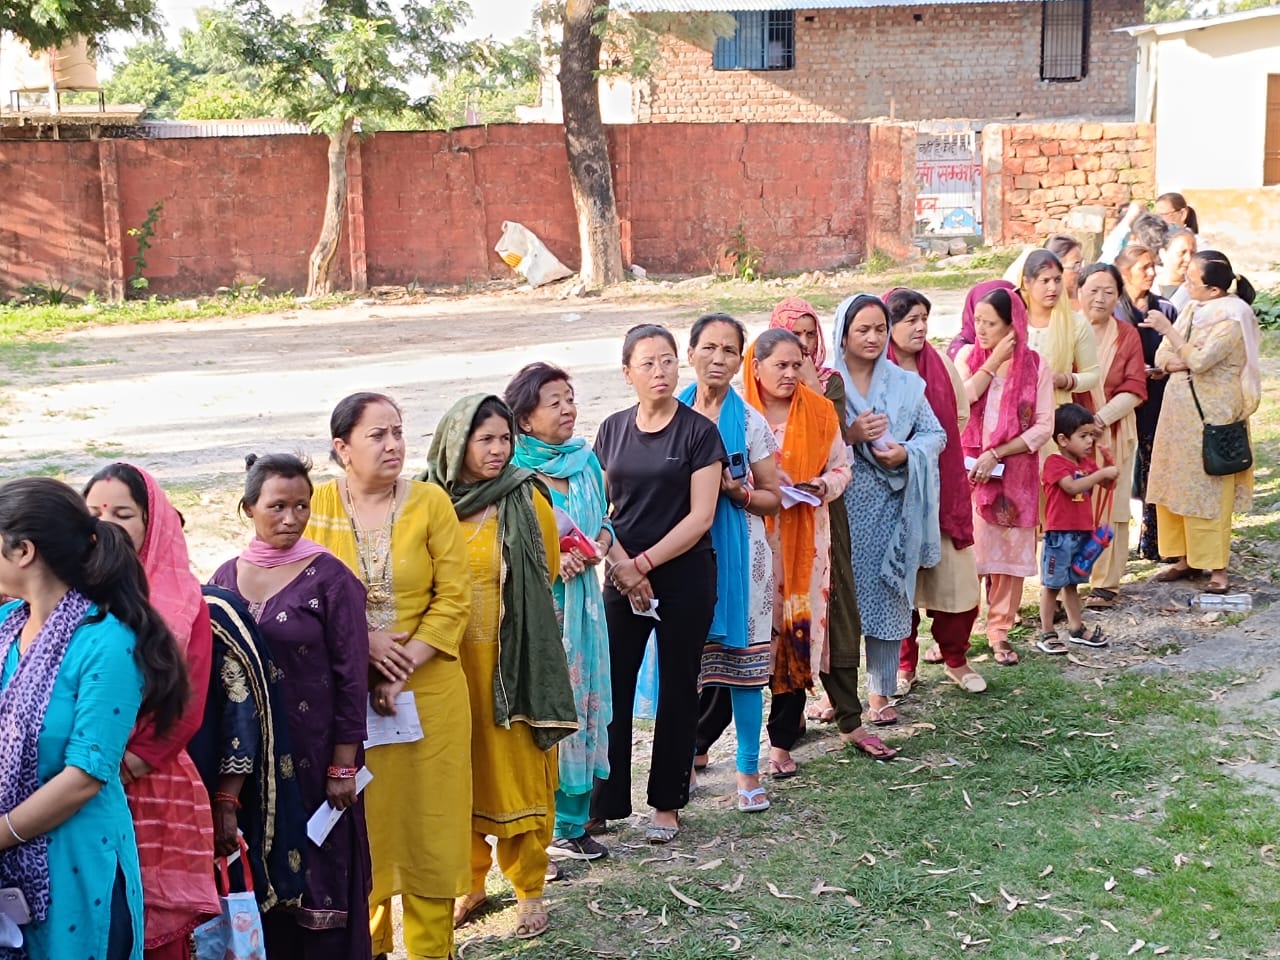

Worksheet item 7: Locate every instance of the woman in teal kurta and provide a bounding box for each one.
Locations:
[1,609,145,960]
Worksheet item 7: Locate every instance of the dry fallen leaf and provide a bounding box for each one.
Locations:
[970,892,991,906]
[724,935,741,952]
[998,887,1025,912]
[811,880,848,895]
[697,858,724,871]
[1153,946,1170,955]
[859,852,878,866]
[587,900,608,917]
[1100,919,1120,934]
[963,789,973,810]
[721,874,744,893]
[1105,876,1118,891]
[1047,935,1076,945]
[1040,865,1054,878]
[1126,939,1146,955]
[667,882,702,908]
[845,895,864,908]
[766,882,803,901]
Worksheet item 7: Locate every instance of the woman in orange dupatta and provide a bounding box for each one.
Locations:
[85,464,220,960]
[743,329,853,777]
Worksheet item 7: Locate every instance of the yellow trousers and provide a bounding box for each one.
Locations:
[470,821,552,901]
[1156,473,1236,571]
[370,896,453,960]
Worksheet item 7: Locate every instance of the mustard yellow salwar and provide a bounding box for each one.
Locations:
[307,479,473,960]
[459,501,561,901]
[1156,481,1236,572]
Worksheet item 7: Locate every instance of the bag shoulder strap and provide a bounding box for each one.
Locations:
[1187,375,1207,423]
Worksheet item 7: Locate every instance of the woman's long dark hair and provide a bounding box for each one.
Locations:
[0,478,188,734]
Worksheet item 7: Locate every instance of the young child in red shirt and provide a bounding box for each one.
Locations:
[1037,403,1119,654]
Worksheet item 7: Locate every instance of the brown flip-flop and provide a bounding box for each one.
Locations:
[1153,565,1194,582]
[842,730,898,760]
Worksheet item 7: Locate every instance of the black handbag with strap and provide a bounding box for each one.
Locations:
[1189,377,1252,476]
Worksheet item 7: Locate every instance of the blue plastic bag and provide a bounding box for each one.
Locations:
[633,630,659,720]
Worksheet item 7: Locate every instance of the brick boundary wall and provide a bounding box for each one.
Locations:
[0,122,916,299]
[982,122,1156,245]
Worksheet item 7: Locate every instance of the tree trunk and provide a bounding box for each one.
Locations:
[558,0,624,288]
[307,117,355,298]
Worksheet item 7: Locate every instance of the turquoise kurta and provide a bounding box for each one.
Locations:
[0,602,145,960]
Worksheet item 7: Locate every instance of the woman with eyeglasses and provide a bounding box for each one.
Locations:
[591,324,724,845]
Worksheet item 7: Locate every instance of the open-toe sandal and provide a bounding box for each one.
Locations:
[737,787,771,812]
[1085,589,1117,610]
[767,757,799,779]
[1068,624,1109,648]
[514,897,548,939]
[453,892,489,928]
[895,672,917,696]
[1035,631,1070,655]
[841,730,898,760]
[1153,564,1193,582]
[991,641,1020,665]
[867,705,898,727]
[805,699,836,723]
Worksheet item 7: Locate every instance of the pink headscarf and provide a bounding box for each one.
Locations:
[133,466,203,653]
[960,286,1042,528]
[770,297,834,388]
[948,279,1017,359]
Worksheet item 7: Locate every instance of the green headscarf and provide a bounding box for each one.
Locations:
[423,393,578,751]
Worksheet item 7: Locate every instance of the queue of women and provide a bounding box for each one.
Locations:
[0,208,1263,959]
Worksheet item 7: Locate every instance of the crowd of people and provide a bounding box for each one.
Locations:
[0,197,1264,960]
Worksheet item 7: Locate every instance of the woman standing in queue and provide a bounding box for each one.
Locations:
[883,289,986,695]
[306,393,473,960]
[1015,250,1102,411]
[592,324,724,845]
[832,295,947,726]
[1074,264,1148,609]
[765,298,859,727]
[83,463,219,960]
[744,329,857,765]
[0,478,189,960]
[958,286,1054,665]
[682,315,781,812]
[1144,251,1261,594]
[210,453,372,958]
[427,393,576,939]
[1112,244,1180,563]
[506,364,614,862]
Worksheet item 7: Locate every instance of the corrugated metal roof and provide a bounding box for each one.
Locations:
[625,0,1039,11]
[1119,5,1280,37]
[141,120,310,138]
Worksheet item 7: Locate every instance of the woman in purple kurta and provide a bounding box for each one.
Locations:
[209,454,373,960]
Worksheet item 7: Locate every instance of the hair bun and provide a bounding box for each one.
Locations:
[245,453,259,470]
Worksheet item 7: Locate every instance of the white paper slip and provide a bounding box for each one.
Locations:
[364,692,423,749]
[964,456,1005,478]
[780,485,821,509]
[306,766,373,847]
[631,598,661,620]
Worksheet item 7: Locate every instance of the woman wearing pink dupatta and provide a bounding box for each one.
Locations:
[955,287,1054,666]
[85,463,219,960]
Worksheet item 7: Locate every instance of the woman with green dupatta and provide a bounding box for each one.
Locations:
[425,394,578,940]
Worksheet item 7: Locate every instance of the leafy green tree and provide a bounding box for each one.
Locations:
[219,0,472,295]
[0,0,156,51]
[430,32,541,129]
[103,39,193,116]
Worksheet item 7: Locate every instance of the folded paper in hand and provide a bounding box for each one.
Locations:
[779,485,821,509]
[364,692,423,749]
[963,456,1005,478]
[631,598,660,620]
[307,766,373,847]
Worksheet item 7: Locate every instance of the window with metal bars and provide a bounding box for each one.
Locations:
[1040,0,1089,82]
[713,11,795,71]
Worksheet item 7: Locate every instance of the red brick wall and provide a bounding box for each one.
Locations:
[638,0,1140,123]
[0,123,916,297]
[982,121,1155,244]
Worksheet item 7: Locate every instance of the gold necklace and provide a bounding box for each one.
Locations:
[464,504,495,543]
[342,479,400,627]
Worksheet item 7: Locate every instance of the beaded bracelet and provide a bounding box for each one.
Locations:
[327,766,359,780]
[212,792,242,809]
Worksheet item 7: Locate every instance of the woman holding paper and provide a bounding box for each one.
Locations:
[305,393,471,960]
[957,285,1054,665]
[427,394,575,938]
[506,363,614,861]
[209,453,372,959]
[744,328,854,770]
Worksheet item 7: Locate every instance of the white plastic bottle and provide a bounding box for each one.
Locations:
[1189,593,1252,612]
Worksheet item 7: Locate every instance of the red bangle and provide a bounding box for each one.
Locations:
[743,487,752,509]
[327,766,358,780]
[212,791,241,809]
[640,550,655,574]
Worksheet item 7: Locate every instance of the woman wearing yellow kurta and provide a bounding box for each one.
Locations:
[1142,252,1262,594]
[426,394,577,941]
[306,392,473,960]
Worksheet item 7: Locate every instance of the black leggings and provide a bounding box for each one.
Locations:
[591,550,716,819]
[106,866,133,960]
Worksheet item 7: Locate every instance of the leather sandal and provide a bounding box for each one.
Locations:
[840,729,898,760]
[453,892,488,928]
[514,897,548,938]
[944,665,987,693]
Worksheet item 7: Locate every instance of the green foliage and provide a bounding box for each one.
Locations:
[1145,0,1280,21]
[1255,287,1280,330]
[15,280,77,306]
[427,31,541,129]
[215,277,266,300]
[0,0,157,51]
[723,224,764,281]
[863,248,896,273]
[126,200,163,295]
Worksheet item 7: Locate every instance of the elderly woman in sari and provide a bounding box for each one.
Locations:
[505,363,613,862]
[767,298,859,726]
[1143,251,1262,594]
[210,453,371,958]
[1113,244,1180,563]
[306,393,472,960]
[832,295,947,726]
[883,289,985,695]
[681,315,780,812]
[745,329,864,764]
[958,286,1054,665]
[428,394,576,939]
[1073,264,1148,609]
[84,463,219,960]
[189,583,307,910]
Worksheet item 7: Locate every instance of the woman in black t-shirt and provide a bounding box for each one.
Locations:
[591,323,725,845]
